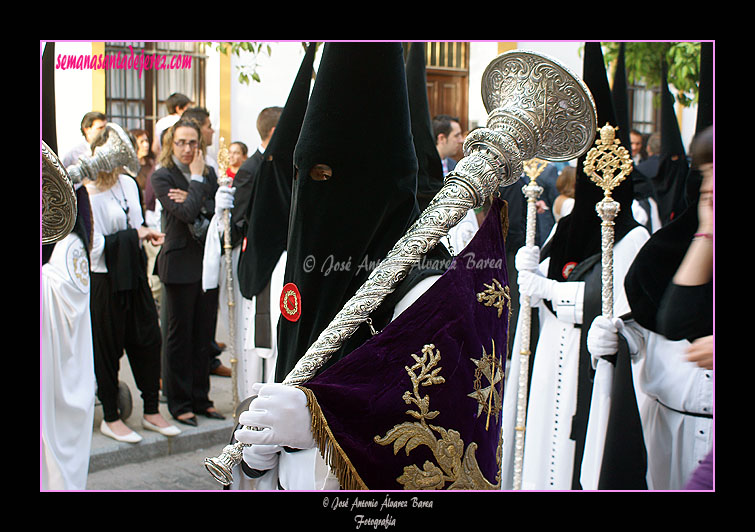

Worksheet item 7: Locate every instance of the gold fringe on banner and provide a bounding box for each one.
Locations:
[297,386,370,490]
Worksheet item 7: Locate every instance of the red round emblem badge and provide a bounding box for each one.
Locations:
[280,283,302,322]
[562,261,577,280]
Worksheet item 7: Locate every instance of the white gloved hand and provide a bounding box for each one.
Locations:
[235,383,316,450]
[587,316,626,368]
[240,443,282,472]
[214,186,236,218]
[515,246,541,273]
[518,270,557,303]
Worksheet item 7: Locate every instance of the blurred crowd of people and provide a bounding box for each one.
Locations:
[41,93,253,489]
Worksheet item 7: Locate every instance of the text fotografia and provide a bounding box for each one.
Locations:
[354,514,397,530]
[303,252,502,276]
[55,46,192,78]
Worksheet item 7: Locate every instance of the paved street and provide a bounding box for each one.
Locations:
[86,441,227,490]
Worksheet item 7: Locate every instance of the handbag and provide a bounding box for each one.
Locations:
[189,206,212,244]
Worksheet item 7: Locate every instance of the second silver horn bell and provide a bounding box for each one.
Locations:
[66,122,139,185]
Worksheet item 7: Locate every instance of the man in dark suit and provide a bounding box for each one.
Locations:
[432,114,464,176]
[636,132,661,178]
[151,117,224,426]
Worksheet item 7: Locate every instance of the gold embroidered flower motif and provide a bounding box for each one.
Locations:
[374,344,500,490]
[476,278,511,319]
[397,461,446,490]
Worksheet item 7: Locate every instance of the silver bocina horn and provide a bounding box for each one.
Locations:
[281,49,598,387]
[205,49,598,486]
[66,122,139,184]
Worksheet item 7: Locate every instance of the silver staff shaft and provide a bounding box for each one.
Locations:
[222,205,239,411]
[216,138,239,412]
[512,169,544,490]
[596,198,620,319]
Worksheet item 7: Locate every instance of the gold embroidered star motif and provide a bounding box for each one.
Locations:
[468,340,504,430]
[476,278,511,319]
[373,344,502,489]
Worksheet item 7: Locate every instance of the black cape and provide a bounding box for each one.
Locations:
[236,43,317,300]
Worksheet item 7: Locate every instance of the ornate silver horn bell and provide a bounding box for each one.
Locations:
[41,142,77,245]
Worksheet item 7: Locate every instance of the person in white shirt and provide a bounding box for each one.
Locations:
[85,127,180,444]
[152,92,192,157]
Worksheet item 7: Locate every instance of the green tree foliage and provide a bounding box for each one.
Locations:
[209,42,318,86]
[601,42,702,107]
[209,42,273,85]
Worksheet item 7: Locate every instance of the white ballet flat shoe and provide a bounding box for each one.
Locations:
[100,420,142,443]
[142,418,182,437]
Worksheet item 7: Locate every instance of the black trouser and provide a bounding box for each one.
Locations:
[91,272,162,422]
[163,282,218,418]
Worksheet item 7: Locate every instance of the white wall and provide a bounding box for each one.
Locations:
[467,41,585,130]
[678,99,700,153]
[517,41,585,80]
[228,42,317,153]
[49,42,96,161]
[468,41,501,129]
[204,45,220,160]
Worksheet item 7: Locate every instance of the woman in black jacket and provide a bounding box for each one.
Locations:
[151,117,224,426]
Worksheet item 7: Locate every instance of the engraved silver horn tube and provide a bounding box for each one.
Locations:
[204,50,597,485]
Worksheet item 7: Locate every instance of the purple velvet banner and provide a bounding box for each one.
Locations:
[302,199,511,490]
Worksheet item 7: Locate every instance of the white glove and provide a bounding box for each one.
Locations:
[214,186,235,218]
[235,383,316,450]
[240,443,282,472]
[518,270,557,303]
[515,246,541,273]
[587,316,625,368]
